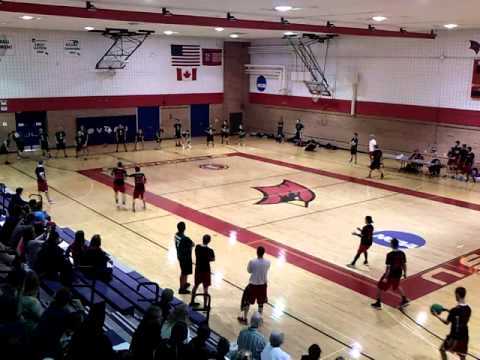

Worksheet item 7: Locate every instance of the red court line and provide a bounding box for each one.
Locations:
[230,152,480,211]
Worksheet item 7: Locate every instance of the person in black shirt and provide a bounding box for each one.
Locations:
[38,127,51,158]
[0,135,11,164]
[371,238,409,309]
[54,127,67,158]
[368,144,384,179]
[173,117,182,147]
[301,344,322,360]
[221,120,230,145]
[11,130,25,158]
[75,126,88,159]
[182,129,192,150]
[185,324,215,360]
[115,124,128,152]
[206,126,215,147]
[238,123,246,146]
[349,132,359,164]
[175,222,194,294]
[83,235,112,282]
[190,234,215,308]
[134,128,144,151]
[276,120,285,143]
[348,216,374,267]
[463,147,475,183]
[154,128,164,149]
[294,119,304,144]
[433,286,471,360]
[447,141,461,175]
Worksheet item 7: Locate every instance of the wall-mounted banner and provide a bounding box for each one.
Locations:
[32,38,49,56]
[471,59,480,98]
[64,39,81,56]
[256,75,267,92]
[0,99,7,112]
[202,48,222,66]
[0,34,15,58]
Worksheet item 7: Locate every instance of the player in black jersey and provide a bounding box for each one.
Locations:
[173,117,182,147]
[129,166,147,212]
[349,132,359,164]
[368,145,384,179]
[434,287,471,360]
[115,124,128,152]
[181,129,192,150]
[276,119,285,143]
[75,126,89,159]
[11,130,25,158]
[134,128,144,151]
[294,119,304,145]
[206,126,215,147]
[238,124,246,146]
[154,128,164,149]
[38,127,51,158]
[221,120,230,145]
[55,127,67,158]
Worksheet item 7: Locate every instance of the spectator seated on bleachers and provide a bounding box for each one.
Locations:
[0,205,23,245]
[18,271,43,335]
[129,305,164,360]
[7,187,28,215]
[65,230,88,267]
[66,301,115,360]
[160,303,191,341]
[34,231,73,285]
[25,222,56,269]
[300,344,322,360]
[186,324,215,360]
[9,213,35,249]
[236,312,266,360]
[83,234,112,282]
[214,336,231,360]
[261,331,291,360]
[154,321,190,360]
[157,287,174,319]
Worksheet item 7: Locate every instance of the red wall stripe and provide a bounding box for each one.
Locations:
[4,93,223,112]
[0,1,435,39]
[249,92,480,128]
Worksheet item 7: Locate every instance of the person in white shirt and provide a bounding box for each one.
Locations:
[261,331,291,360]
[368,134,377,159]
[238,246,271,324]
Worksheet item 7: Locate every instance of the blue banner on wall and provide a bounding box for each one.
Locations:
[76,115,136,145]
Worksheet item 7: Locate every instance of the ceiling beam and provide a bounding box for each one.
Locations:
[0,1,436,39]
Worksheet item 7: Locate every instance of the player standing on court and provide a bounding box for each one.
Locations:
[349,132,359,164]
[181,129,192,150]
[115,124,128,152]
[174,117,182,147]
[368,134,377,159]
[190,234,215,308]
[347,215,374,268]
[38,127,51,158]
[129,166,147,212]
[11,130,25,159]
[175,221,194,294]
[294,119,304,145]
[111,162,127,208]
[154,128,164,149]
[55,127,67,158]
[238,246,271,324]
[134,128,144,151]
[0,135,12,164]
[277,119,285,143]
[238,123,246,146]
[221,120,230,145]
[433,287,471,360]
[371,238,409,309]
[35,160,53,204]
[368,144,384,179]
[206,125,215,147]
[75,126,89,159]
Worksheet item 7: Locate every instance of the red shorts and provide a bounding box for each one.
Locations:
[442,336,468,356]
[194,271,211,288]
[463,165,472,174]
[378,276,401,291]
[113,182,125,193]
[357,244,371,254]
[37,180,48,192]
[246,284,268,305]
[133,185,145,199]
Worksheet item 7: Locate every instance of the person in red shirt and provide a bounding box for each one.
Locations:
[111,162,127,208]
[129,166,147,212]
[371,238,409,309]
[190,234,215,308]
[35,160,53,204]
[347,215,374,268]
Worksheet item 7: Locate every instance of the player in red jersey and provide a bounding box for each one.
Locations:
[371,238,409,309]
[129,166,147,212]
[434,287,471,360]
[111,162,127,208]
[35,160,53,204]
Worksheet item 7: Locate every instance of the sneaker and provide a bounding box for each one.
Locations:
[346,263,356,269]
[363,261,369,266]
[371,301,382,310]
[380,173,384,179]
[399,298,410,309]
[185,282,191,289]
[178,288,191,295]
[237,316,248,324]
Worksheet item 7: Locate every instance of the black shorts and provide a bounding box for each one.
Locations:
[0,146,7,155]
[15,141,25,152]
[56,142,66,150]
[41,141,49,150]
[207,135,214,142]
[350,146,357,155]
[175,132,181,139]
[178,259,192,275]
[76,144,83,152]
[370,161,381,170]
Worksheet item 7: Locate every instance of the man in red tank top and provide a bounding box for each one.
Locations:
[111,161,127,208]
[129,166,147,212]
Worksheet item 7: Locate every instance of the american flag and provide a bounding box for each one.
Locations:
[171,44,201,67]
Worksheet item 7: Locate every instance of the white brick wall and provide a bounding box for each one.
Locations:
[249,30,480,110]
[0,28,224,98]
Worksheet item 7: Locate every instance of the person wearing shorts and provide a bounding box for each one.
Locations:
[349,132,359,164]
[190,234,215,308]
[129,166,147,212]
[371,238,409,309]
[35,160,53,204]
[75,126,89,159]
[55,127,67,158]
[175,221,194,294]
[238,246,271,324]
[38,127,51,158]
[221,120,230,145]
[111,162,127,208]
[173,117,182,147]
[12,131,25,158]
[433,287,471,360]
[115,124,128,152]
[0,136,11,164]
[347,215,373,268]
[463,147,475,183]
[206,126,215,147]
[276,120,285,143]
[134,128,144,151]
[368,144,384,179]
[238,124,246,146]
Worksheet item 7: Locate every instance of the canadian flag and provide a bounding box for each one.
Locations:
[176,68,197,81]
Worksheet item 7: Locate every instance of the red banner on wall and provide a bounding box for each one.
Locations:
[202,48,222,66]
[471,59,480,98]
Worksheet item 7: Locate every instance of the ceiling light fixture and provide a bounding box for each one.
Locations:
[444,23,458,29]
[163,30,177,35]
[214,27,225,32]
[20,15,34,20]
[229,33,239,38]
[86,1,96,12]
[280,17,289,25]
[162,7,172,16]
[227,12,236,21]
[372,16,387,22]
[84,26,95,31]
[274,5,293,12]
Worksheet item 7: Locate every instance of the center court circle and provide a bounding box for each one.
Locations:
[373,230,426,249]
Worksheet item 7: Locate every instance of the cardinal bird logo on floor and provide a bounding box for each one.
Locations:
[253,180,316,208]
